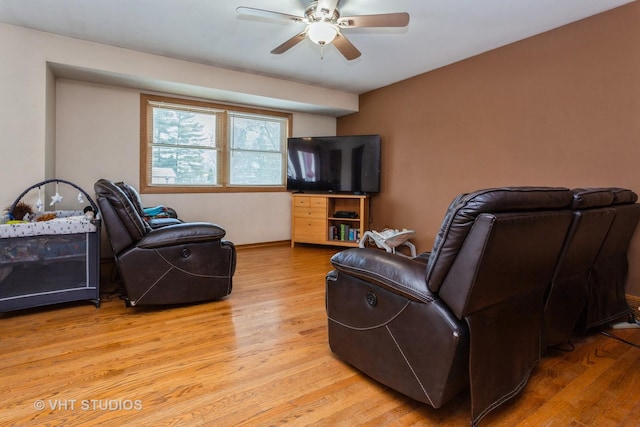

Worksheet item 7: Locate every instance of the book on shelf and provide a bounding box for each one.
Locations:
[328,224,360,242]
[340,224,349,241]
[328,225,337,241]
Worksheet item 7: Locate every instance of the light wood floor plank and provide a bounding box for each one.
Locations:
[1,244,639,426]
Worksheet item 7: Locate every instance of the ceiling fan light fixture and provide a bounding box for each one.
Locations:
[237,1,409,61]
[307,21,338,45]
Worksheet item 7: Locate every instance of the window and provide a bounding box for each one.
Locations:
[140,94,291,193]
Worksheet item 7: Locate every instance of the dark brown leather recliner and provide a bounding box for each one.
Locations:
[95,179,236,307]
[585,188,640,328]
[543,187,639,348]
[542,188,616,348]
[326,187,574,426]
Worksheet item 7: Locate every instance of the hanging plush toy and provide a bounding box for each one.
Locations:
[35,186,43,212]
[50,182,63,206]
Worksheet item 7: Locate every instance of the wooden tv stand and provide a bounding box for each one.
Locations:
[291,193,369,248]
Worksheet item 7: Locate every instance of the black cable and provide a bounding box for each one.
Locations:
[600,308,640,348]
[99,263,126,300]
[600,330,640,348]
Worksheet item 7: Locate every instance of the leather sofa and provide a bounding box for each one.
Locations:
[326,186,639,426]
[95,179,236,307]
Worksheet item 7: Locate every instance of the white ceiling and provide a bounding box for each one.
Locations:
[0,0,634,94]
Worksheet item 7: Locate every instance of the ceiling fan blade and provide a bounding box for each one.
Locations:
[316,0,339,18]
[271,31,308,54]
[333,33,361,60]
[337,12,410,28]
[236,6,305,23]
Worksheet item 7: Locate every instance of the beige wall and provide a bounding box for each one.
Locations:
[338,2,640,296]
[55,80,337,251]
[0,23,353,247]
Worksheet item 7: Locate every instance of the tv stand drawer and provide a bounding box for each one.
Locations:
[293,196,327,209]
[293,218,326,242]
[294,206,326,219]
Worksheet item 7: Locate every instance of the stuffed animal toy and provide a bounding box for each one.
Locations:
[10,201,34,221]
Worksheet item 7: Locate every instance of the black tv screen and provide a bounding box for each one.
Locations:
[286,135,381,194]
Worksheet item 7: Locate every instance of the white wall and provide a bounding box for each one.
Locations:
[0,23,354,250]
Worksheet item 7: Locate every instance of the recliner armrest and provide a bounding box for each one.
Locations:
[137,222,227,249]
[330,248,434,303]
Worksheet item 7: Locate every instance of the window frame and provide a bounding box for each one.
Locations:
[140,94,292,194]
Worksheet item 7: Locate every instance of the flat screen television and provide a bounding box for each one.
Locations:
[286,135,381,194]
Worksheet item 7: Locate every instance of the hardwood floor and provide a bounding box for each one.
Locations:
[1,244,639,426]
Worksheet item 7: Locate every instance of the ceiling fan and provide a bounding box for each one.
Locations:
[236,0,410,60]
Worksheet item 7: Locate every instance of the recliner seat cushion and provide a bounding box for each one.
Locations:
[137,222,226,249]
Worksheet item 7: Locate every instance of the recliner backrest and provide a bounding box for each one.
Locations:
[425,187,574,318]
[611,187,638,205]
[95,179,152,254]
[116,181,147,219]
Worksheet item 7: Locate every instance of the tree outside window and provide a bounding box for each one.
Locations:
[141,94,291,193]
